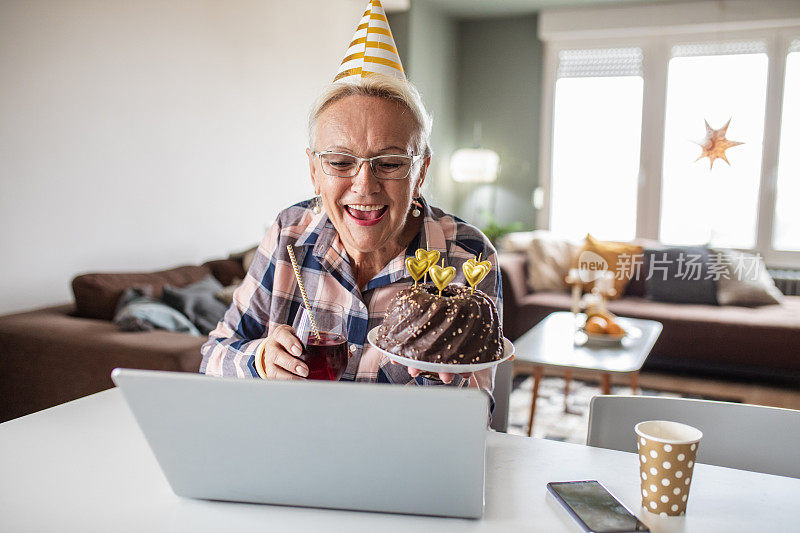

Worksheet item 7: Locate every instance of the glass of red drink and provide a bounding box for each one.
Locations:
[292,302,349,381]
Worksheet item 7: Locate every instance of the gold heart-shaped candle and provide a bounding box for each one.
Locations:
[415,248,440,268]
[405,256,429,286]
[429,264,456,295]
[463,262,490,293]
[466,257,492,271]
[415,249,439,283]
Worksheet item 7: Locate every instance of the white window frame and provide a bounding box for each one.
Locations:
[537,1,800,268]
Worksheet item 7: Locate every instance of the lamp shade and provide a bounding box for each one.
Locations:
[450,148,500,183]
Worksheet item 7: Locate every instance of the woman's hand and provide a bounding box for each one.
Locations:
[259,325,309,380]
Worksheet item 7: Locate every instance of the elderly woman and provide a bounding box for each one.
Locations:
[200,74,502,404]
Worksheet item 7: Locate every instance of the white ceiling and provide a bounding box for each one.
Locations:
[392,0,700,18]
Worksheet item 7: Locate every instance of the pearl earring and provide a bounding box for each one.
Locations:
[312,196,322,214]
[411,199,422,218]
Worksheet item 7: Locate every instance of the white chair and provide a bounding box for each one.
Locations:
[490,360,513,432]
[587,395,800,478]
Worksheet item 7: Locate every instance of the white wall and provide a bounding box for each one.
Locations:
[0,0,363,315]
[539,0,800,40]
[405,0,459,215]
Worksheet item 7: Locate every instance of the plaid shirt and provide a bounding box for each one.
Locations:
[200,197,503,404]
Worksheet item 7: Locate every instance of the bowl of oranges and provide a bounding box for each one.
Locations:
[581,308,627,345]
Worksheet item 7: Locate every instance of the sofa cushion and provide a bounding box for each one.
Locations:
[72,265,211,321]
[201,259,246,287]
[644,247,717,305]
[715,250,784,307]
[625,263,647,297]
[113,287,201,335]
[500,231,579,292]
[574,234,643,299]
[215,279,243,306]
[624,237,664,297]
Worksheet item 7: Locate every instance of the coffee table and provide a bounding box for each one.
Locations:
[513,312,663,437]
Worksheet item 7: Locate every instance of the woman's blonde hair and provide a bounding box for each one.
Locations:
[308,74,433,158]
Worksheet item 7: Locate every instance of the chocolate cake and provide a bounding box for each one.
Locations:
[375,283,503,364]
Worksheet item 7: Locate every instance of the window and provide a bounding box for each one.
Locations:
[549,48,643,241]
[773,39,800,251]
[660,41,769,248]
[540,6,800,267]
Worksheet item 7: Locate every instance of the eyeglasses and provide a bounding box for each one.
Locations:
[312,150,423,180]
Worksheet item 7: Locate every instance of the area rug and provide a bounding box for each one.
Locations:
[506,375,734,443]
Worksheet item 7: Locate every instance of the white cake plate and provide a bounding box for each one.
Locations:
[366,327,514,373]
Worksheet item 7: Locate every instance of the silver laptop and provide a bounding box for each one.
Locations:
[111,368,488,518]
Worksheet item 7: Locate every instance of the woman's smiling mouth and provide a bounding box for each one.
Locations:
[344,204,388,226]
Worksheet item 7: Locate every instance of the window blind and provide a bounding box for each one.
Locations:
[672,40,767,58]
[556,47,643,78]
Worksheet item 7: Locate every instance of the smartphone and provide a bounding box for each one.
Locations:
[547,480,649,533]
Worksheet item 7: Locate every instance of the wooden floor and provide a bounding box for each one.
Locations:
[635,371,800,410]
[514,363,800,410]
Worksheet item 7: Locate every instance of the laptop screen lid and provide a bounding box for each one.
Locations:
[111,368,488,518]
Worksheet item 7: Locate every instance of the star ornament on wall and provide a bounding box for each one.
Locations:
[694,118,744,170]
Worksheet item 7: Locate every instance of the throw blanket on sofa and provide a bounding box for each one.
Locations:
[113,276,229,335]
[114,287,202,335]
[160,275,228,335]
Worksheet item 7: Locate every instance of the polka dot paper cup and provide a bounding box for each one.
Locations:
[635,420,702,517]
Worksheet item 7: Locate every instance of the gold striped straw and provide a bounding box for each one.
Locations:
[286,245,321,342]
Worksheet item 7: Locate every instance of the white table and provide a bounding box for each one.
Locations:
[2,389,798,533]
[514,312,663,435]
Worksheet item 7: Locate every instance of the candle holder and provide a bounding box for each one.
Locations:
[591,271,617,312]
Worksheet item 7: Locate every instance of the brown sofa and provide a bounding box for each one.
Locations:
[0,257,246,423]
[498,252,800,385]
[3,250,799,424]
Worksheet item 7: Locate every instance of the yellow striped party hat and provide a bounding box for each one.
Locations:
[334,0,406,83]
